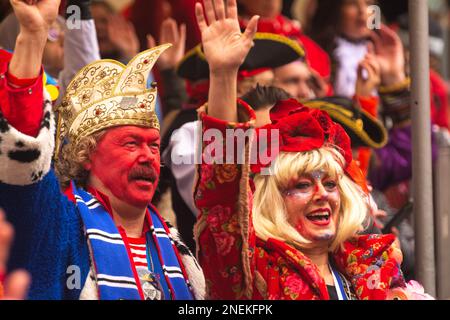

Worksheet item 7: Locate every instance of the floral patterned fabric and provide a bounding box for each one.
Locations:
[194,102,414,300]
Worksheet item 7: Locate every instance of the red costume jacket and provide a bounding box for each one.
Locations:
[194,102,407,300]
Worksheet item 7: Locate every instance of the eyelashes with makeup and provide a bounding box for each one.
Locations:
[285,180,338,195]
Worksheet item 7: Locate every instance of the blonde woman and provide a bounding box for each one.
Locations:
[193,0,432,300]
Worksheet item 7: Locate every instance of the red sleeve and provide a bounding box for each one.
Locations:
[0,51,44,137]
[194,101,257,299]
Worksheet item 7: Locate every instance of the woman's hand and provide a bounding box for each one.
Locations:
[355,52,381,97]
[369,24,406,87]
[147,18,186,71]
[195,0,259,122]
[195,0,259,75]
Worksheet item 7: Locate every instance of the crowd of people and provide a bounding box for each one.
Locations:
[0,0,448,300]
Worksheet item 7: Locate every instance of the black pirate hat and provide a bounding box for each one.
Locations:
[177,32,305,81]
[303,96,388,149]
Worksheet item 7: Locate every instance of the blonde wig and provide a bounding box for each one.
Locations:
[252,146,368,252]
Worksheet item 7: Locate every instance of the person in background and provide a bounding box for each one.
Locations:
[396,13,449,131]
[147,18,187,118]
[90,1,164,122]
[90,0,139,63]
[237,0,331,87]
[308,0,379,98]
[273,58,327,101]
[126,0,175,51]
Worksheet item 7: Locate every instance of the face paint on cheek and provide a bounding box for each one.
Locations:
[284,189,313,200]
[285,192,313,213]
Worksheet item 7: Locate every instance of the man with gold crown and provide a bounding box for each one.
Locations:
[0,0,205,300]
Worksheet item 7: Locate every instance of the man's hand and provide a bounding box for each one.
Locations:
[147,18,186,71]
[0,209,30,300]
[195,0,259,75]
[10,0,61,34]
[9,0,61,79]
[369,24,406,87]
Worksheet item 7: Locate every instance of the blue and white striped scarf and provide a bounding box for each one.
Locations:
[72,183,194,300]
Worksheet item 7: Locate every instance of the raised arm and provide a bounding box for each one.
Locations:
[0,0,60,186]
[193,0,260,300]
[1,0,60,137]
[9,0,60,79]
[195,0,258,121]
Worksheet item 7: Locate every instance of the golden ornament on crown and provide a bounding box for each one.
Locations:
[55,44,172,157]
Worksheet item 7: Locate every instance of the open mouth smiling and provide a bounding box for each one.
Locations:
[305,208,331,225]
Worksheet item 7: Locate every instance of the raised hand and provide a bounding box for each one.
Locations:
[147,18,186,70]
[107,14,140,61]
[195,0,259,74]
[355,52,381,97]
[369,24,406,86]
[9,0,61,78]
[10,0,61,34]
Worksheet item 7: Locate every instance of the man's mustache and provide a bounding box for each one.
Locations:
[128,165,158,182]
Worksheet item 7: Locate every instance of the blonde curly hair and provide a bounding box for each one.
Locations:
[253,147,369,252]
[55,131,106,189]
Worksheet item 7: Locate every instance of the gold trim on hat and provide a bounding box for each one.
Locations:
[176,32,305,76]
[55,44,172,158]
[304,100,388,148]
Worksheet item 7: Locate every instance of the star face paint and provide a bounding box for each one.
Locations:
[283,170,341,244]
[310,169,325,181]
[89,126,160,208]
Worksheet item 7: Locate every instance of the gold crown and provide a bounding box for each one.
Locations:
[55,44,172,157]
